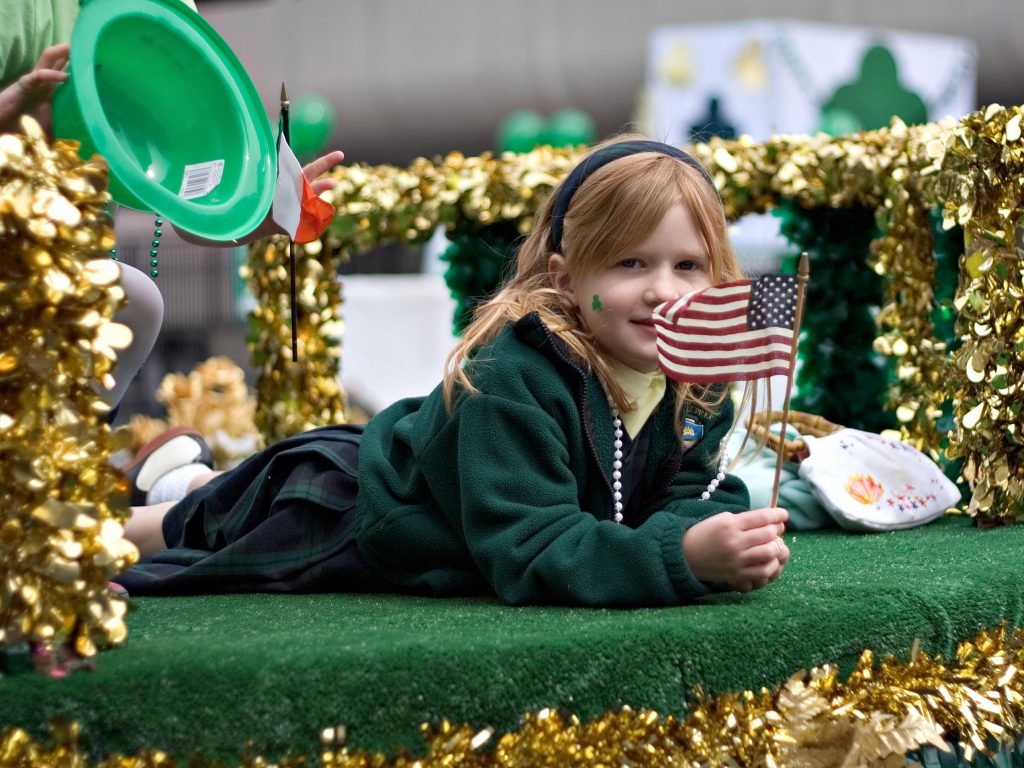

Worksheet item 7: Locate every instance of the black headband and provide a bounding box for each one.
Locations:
[547,140,716,254]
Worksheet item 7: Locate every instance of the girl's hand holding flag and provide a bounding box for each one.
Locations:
[656,259,810,590]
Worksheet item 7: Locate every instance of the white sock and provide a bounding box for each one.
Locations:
[146,463,212,505]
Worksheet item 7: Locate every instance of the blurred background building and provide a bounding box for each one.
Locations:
[112,0,1024,421]
[196,0,1020,164]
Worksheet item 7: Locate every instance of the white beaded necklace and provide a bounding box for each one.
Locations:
[608,400,729,523]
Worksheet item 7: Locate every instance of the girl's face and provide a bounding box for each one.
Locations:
[551,202,712,372]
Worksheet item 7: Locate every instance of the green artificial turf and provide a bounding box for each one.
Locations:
[1,516,1022,762]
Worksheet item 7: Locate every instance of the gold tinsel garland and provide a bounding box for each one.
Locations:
[870,120,952,456]
[251,106,1023,522]
[0,118,135,665]
[941,106,1024,523]
[4,623,1024,767]
[242,238,347,445]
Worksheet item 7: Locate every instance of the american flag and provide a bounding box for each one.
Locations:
[653,275,799,384]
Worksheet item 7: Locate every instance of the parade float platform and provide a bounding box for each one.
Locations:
[1,515,1022,763]
[5,103,1024,764]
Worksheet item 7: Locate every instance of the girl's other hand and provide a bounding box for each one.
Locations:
[683,507,789,592]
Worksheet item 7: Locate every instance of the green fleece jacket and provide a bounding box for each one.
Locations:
[355,313,750,606]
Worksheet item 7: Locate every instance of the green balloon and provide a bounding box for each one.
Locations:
[543,108,597,148]
[290,94,336,159]
[817,107,862,137]
[496,110,545,153]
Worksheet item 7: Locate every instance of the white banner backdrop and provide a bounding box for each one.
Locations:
[646,19,976,146]
[645,19,976,276]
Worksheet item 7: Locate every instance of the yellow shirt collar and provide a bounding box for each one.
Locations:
[607,360,667,438]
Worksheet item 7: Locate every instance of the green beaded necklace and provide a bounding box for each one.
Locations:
[104,202,162,278]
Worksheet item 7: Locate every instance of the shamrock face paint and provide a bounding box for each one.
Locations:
[591,294,603,312]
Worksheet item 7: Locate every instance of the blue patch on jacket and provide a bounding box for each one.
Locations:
[682,418,704,443]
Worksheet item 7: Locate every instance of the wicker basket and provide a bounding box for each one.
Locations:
[747,411,843,463]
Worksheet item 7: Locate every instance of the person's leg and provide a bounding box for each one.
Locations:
[123,469,220,557]
[123,501,175,558]
[188,470,222,493]
[115,426,370,595]
[104,263,163,409]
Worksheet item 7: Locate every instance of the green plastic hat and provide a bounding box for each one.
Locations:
[52,0,276,241]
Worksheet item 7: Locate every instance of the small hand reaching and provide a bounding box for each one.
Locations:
[300,150,346,197]
[0,43,70,134]
[683,507,790,592]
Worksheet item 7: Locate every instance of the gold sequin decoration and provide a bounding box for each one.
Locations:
[0,117,136,664]
[243,237,348,445]
[940,105,1024,525]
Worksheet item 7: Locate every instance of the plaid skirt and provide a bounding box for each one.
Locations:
[117,425,388,595]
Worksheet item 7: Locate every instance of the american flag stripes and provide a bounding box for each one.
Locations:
[654,275,799,384]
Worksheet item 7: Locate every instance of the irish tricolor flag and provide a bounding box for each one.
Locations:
[271,132,334,244]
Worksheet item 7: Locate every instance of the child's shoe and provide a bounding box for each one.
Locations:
[124,427,213,506]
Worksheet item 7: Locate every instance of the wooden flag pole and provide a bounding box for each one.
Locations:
[769,252,810,508]
[281,82,299,363]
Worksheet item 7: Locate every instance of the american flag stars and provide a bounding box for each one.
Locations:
[748,275,798,331]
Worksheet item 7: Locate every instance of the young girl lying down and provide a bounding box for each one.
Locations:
[119,137,789,606]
